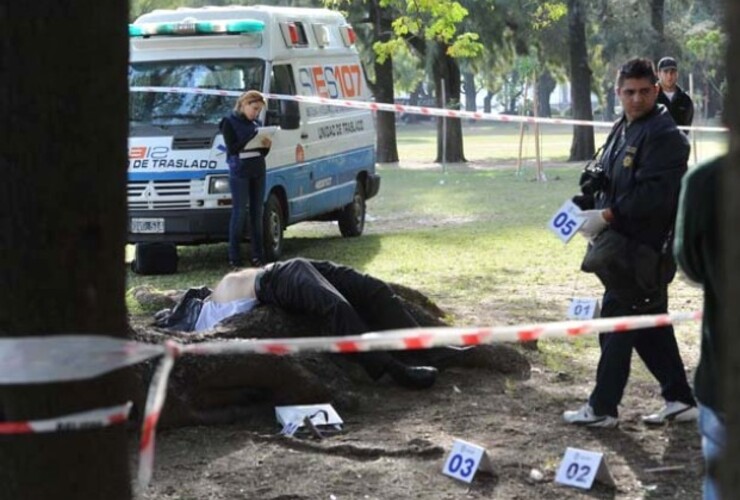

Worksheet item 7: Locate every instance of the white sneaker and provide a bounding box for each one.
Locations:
[563,404,619,428]
[642,401,699,425]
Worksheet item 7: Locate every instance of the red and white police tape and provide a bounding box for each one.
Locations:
[0,309,702,489]
[129,86,728,134]
[0,402,132,435]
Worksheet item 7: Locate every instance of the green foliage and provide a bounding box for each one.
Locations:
[532,1,567,30]
[375,0,483,62]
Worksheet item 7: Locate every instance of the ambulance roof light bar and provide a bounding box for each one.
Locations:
[129,18,265,37]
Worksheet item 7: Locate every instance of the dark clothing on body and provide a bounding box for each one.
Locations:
[256,258,421,379]
[674,156,724,413]
[585,104,695,416]
[657,85,694,132]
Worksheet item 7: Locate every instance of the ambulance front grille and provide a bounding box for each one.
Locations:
[127,179,204,209]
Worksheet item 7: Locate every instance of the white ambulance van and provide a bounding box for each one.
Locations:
[128,5,379,273]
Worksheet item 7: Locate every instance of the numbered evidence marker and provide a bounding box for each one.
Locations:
[567,298,600,320]
[555,447,615,490]
[548,200,586,244]
[442,439,494,484]
[275,403,343,437]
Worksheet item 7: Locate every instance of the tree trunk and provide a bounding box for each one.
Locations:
[537,70,556,118]
[722,2,740,497]
[567,0,595,161]
[432,43,466,163]
[483,91,493,113]
[463,71,477,112]
[0,2,131,499]
[370,0,399,162]
[650,0,666,61]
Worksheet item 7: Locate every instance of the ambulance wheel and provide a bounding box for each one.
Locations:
[130,242,178,275]
[263,193,284,262]
[338,182,366,237]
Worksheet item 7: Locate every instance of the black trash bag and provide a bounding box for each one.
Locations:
[154,286,213,332]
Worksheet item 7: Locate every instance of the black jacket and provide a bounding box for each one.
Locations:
[595,105,689,251]
[657,85,694,131]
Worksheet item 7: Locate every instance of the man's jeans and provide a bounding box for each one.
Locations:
[699,404,725,500]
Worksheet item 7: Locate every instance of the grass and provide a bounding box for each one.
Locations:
[126,122,710,362]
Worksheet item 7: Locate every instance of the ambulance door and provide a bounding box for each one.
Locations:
[265,63,311,221]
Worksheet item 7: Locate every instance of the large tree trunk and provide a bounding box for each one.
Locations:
[650,0,666,61]
[722,2,740,497]
[0,2,131,499]
[370,0,399,162]
[567,0,595,161]
[536,70,556,118]
[432,43,466,163]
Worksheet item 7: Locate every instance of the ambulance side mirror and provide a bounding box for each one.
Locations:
[279,100,300,130]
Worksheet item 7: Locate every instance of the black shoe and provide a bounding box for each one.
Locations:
[250,258,265,267]
[229,260,244,269]
[387,363,437,390]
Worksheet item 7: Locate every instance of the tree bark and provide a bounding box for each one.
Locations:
[463,71,477,112]
[567,0,595,161]
[722,2,740,497]
[0,2,131,499]
[536,70,556,118]
[369,0,399,162]
[650,0,665,61]
[432,43,466,163]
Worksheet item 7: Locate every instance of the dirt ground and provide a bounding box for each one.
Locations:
[138,161,705,500]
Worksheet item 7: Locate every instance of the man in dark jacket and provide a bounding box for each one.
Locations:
[657,57,694,134]
[563,57,697,428]
[675,155,725,499]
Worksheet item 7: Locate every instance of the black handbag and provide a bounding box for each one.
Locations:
[581,229,672,297]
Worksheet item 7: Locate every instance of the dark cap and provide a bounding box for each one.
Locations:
[657,57,678,71]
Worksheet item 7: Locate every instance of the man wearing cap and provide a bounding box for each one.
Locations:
[657,57,694,134]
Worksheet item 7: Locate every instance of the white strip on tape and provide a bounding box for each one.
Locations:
[129,86,728,133]
[0,335,164,384]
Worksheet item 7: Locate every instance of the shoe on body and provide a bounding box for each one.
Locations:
[562,404,619,428]
[642,401,699,425]
[386,362,437,390]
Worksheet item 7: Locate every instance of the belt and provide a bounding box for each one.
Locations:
[239,151,261,159]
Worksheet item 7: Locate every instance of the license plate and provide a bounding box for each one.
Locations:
[131,218,165,234]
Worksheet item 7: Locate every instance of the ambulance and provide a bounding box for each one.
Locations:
[128,5,379,273]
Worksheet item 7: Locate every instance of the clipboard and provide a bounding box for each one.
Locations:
[244,126,278,150]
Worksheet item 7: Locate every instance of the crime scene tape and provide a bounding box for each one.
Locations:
[0,310,702,490]
[0,335,165,385]
[129,86,728,134]
[0,402,132,435]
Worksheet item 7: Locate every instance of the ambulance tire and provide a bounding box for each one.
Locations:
[338,182,365,237]
[263,193,284,262]
[131,242,178,275]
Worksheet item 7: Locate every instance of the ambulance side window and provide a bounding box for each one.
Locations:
[266,65,299,129]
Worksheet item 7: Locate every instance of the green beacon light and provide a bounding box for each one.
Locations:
[129,18,265,37]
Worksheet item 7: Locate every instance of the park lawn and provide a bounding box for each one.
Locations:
[125,125,707,382]
[394,121,727,163]
[126,165,588,314]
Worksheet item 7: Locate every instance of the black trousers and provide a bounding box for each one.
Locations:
[256,258,419,378]
[588,287,696,417]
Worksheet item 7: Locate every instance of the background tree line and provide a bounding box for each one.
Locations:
[129,0,725,163]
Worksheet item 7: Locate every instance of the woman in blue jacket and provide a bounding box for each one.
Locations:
[220,90,271,267]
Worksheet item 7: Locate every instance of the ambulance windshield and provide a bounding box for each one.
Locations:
[129,59,265,126]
